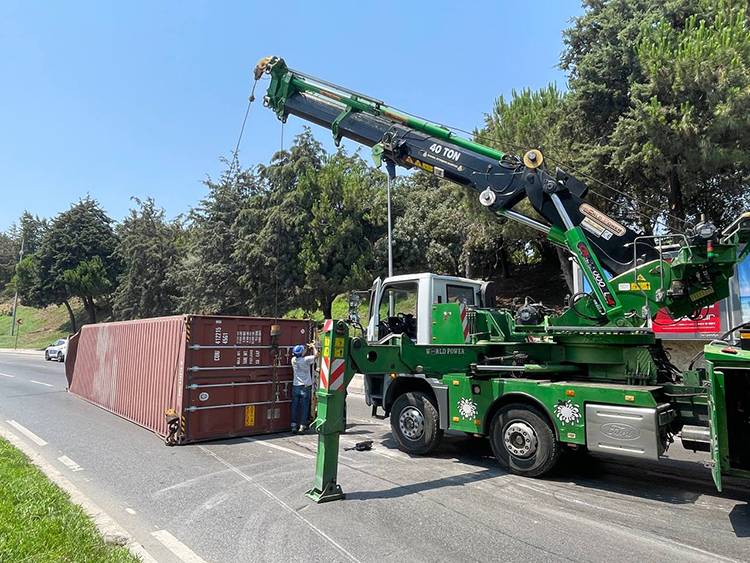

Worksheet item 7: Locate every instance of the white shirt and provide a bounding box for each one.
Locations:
[292,355,315,386]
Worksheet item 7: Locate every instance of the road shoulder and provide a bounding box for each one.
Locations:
[0,423,157,563]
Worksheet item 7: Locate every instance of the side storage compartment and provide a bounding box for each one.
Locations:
[585,403,675,460]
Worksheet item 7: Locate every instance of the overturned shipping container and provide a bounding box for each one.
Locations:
[65,315,312,444]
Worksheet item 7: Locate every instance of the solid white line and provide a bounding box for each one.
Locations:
[199,445,360,563]
[0,372,15,378]
[244,437,314,459]
[6,420,47,446]
[151,530,208,563]
[30,379,54,387]
[58,455,83,472]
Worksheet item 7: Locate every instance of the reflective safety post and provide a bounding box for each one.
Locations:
[306,319,353,503]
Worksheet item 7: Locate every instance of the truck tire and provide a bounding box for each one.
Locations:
[390,391,443,455]
[489,403,560,477]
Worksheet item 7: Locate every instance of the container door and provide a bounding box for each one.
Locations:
[707,367,724,492]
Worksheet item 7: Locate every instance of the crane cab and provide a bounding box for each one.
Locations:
[364,273,493,345]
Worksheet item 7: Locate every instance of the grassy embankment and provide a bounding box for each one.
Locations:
[0,301,84,349]
[0,438,137,562]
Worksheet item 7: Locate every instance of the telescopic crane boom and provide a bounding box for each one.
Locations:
[255,56,749,326]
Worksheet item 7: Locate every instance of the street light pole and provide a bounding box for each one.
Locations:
[385,160,396,317]
[385,160,396,278]
[10,236,24,337]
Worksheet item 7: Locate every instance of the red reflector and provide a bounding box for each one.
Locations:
[721,347,738,354]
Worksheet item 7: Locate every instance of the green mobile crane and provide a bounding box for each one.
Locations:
[254,56,750,502]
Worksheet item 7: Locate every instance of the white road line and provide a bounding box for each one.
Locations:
[30,379,54,387]
[151,530,208,563]
[0,372,15,378]
[125,507,136,515]
[6,420,47,446]
[199,445,360,563]
[57,455,83,472]
[244,437,314,459]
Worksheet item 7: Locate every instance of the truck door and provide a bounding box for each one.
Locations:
[366,277,382,343]
[707,366,724,492]
[373,281,420,342]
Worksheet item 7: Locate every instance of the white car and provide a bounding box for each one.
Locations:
[44,338,68,362]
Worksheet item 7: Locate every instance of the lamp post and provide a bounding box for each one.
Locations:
[385,161,396,317]
[385,160,396,278]
[10,237,24,337]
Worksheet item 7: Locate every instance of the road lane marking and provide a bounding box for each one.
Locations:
[0,372,15,378]
[58,455,83,472]
[151,530,208,563]
[243,437,314,459]
[199,445,360,563]
[6,420,47,446]
[30,379,54,387]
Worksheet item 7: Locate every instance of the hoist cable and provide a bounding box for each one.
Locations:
[231,79,259,168]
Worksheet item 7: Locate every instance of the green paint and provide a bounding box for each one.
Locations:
[305,320,355,503]
[262,57,505,162]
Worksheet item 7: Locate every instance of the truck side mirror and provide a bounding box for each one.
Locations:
[480,281,497,308]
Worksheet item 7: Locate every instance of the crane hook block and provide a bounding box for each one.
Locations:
[254,56,277,80]
[523,149,544,169]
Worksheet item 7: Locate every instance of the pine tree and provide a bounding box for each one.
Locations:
[113,198,182,319]
[16,198,119,330]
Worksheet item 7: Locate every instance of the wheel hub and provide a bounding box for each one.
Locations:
[503,421,538,458]
[398,406,425,440]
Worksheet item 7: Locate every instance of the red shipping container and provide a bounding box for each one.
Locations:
[65,315,313,444]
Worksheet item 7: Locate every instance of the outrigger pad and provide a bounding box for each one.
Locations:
[306,482,345,503]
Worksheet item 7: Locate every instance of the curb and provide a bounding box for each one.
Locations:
[0,349,44,356]
[0,425,157,563]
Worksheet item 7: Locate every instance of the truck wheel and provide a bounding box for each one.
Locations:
[489,403,560,477]
[390,391,443,455]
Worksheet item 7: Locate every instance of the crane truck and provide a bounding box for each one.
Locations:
[254,56,750,502]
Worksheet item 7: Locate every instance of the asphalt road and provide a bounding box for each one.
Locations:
[0,350,748,563]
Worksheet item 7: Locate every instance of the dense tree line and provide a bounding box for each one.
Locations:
[1,0,748,327]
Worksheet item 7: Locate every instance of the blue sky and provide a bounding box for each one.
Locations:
[0,1,583,231]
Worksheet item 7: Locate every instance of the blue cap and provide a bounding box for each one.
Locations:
[292,344,305,357]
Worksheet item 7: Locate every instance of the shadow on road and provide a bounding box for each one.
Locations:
[344,468,498,501]
[373,430,750,508]
[729,504,750,537]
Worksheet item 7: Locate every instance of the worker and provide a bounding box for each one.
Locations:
[291,343,317,433]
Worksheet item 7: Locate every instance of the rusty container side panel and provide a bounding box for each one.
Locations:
[67,316,187,438]
[183,316,311,442]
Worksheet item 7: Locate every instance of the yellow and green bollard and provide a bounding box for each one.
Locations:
[306,319,354,503]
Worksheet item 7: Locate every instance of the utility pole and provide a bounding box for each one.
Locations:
[385,161,396,316]
[10,236,24,337]
[385,160,396,278]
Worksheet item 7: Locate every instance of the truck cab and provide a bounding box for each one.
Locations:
[365,273,491,345]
